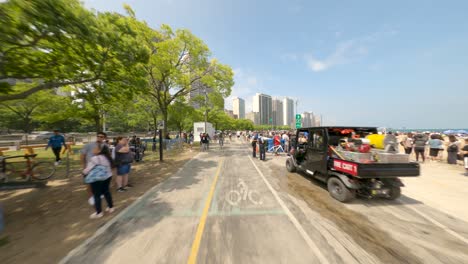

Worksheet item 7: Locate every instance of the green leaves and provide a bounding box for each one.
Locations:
[0,0,149,102]
[0,2,235,134]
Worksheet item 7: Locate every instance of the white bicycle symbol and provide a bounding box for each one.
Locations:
[226,179,263,206]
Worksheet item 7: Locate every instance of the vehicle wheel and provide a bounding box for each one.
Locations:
[286,158,296,172]
[327,177,355,203]
[386,186,401,200]
[31,162,56,181]
[1,163,18,183]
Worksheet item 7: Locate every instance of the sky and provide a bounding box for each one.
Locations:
[83,0,468,129]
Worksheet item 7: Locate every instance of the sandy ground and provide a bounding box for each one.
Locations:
[264,144,468,263]
[0,148,197,264]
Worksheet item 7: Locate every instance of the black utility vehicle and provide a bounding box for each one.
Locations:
[286,127,420,202]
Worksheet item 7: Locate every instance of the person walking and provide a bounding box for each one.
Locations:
[273,133,281,156]
[188,132,194,151]
[413,133,428,163]
[447,135,460,165]
[251,132,258,158]
[82,143,114,219]
[462,138,468,176]
[258,133,266,161]
[45,130,67,166]
[282,133,290,153]
[200,133,208,151]
[401,133,414,155]
[81,132,108,206]
[428,134,443,161]
[114,137,134,192]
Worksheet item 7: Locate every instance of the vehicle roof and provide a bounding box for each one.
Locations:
[299,126,378,130]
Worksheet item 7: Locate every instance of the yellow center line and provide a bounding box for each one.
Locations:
[187,158,224,264]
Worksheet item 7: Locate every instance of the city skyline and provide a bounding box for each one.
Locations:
[230,93,320,128]
[84,0,468,128]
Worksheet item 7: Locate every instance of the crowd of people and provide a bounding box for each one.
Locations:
[399,132,468,168]
[48,128,467,219]
[78,132,141,219]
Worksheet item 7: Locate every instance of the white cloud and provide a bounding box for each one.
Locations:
[306,29,398,72]
[306,40,356,72]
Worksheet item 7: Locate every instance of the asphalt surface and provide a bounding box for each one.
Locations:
[61,140,468,264]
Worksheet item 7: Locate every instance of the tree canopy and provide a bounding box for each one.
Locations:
[0,1,251,135]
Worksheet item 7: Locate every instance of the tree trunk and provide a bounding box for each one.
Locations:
[162,108,168,138]
[94,115,102,132]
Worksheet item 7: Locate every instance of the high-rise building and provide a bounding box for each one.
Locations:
[224,109,236,119]
[186,81,216,109]
[253,93,272,125]
[246,111,260,125]
[272,98,283,127]
[283,97,294,128]
[301,112,314,127]
[232,97,245,119]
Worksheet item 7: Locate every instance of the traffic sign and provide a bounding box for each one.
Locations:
[157,120,165,129]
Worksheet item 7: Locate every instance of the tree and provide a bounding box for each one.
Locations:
[168,100,196,134]
[0,0,149,101]
[0,84,74,133]
[143,25,234,136]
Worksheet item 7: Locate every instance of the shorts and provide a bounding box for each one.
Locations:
[414,147,425,153]
[429,148,440,157]
[117,163,131,175]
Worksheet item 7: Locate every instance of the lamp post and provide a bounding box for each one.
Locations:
[204,86,208,133]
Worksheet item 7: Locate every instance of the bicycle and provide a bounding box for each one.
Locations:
[0,154,56,183]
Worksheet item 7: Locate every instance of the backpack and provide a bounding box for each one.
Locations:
[259,137,265,144]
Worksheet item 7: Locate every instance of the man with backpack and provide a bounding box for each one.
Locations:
[258,133,266,161]
[251,132,258,158]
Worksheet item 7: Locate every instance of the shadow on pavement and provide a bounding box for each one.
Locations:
[63,156,219,263]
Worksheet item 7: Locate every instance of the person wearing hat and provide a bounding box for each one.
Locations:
[45,130,67,166]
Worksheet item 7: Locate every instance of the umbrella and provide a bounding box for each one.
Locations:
[443,130,456,134]
[456,130,468,134]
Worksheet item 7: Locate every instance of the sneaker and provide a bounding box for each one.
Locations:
[90,212,104,219]
[54,162,59,166]
[117,187,126,192]
[88,196,95,206]
[105,207,115,213]
[100,195,105,199]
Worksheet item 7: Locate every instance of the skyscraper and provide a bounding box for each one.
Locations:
[301,112,316,127]
[283,97,294,128]
[253,93,272,125]
[232,97,245,119]
[246,111,260,125]
[272,98,283,127]
[186,81,215,109]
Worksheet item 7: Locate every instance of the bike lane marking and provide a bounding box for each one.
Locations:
[187,158,225,264]
[248,155,330,264]
[60,153,201,264]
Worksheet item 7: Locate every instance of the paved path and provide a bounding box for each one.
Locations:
[61,142,377,264]
[61,140,468,264]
